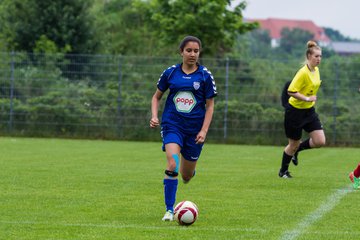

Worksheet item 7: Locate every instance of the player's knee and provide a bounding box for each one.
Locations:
[181,170,195,183]
[312,137,326,148]
[167,154,180,172]
[167,162,177,172]
[182,175,193,183]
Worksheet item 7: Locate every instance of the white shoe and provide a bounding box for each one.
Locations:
[162,210,174,221]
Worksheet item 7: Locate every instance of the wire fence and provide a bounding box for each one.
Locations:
[1,52,360,146]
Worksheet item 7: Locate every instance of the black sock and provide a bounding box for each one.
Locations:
[280,151,292,172]
[297,138,311,153]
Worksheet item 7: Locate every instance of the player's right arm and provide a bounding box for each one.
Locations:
[150,89,164,128]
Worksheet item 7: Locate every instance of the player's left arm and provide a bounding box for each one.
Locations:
[195,98,214,144]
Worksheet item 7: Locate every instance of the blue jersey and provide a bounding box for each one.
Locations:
[157,63,217,134]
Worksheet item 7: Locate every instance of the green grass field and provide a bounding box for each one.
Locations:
[1,137,359,240]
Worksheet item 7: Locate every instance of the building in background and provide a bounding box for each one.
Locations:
[329,41,360,56]
[248,17,331,48]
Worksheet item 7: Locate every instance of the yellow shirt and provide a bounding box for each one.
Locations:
[288,65,321,109]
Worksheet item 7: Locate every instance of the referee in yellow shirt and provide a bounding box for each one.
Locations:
[279,40,326,178]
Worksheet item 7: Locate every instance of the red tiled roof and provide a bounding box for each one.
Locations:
[248,18,331,43]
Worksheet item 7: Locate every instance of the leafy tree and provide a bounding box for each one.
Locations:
[0,33,7,52]
[232,29,272,58]
[92,0,257,57]
[0,1,16,51]
[147,0,258,57]
[92,0,157,55]
[251,29,272,47]
[33,35,72,54]
[324,27,352,42]
[278,28,314,57]
[0,0,97,54]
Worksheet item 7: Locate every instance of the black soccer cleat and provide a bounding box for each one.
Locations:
[279,170,293,178]
[291,152,298,166]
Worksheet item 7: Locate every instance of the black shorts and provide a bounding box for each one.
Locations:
[284,105,323,140]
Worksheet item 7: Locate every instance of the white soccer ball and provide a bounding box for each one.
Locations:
[174,200,199,226]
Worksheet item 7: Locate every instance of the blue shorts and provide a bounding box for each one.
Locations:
[161,125,204,161]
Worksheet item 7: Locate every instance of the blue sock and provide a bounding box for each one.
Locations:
[163,178,178,212]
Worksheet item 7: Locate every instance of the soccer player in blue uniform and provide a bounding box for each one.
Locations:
[150,36,217,221]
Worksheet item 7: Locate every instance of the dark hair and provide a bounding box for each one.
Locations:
[179,36,202,52]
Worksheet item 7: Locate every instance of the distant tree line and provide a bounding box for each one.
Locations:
[1,0,355,57]
[0,0,259,57]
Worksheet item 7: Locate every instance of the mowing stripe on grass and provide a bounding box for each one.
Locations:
[279,187,353,240]
[0,220,268,233]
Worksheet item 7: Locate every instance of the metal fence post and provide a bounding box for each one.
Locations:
[117,55,123,138]
[332,59,339,144]
[223,57,229,141]
[8,51,15,132]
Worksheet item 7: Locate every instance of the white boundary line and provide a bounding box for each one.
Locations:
[280,187,353,240]
[0,220,267,233]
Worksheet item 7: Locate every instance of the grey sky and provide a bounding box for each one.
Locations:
[233,0,360,40]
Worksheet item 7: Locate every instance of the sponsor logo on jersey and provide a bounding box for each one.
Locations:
[173,91,196,113]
